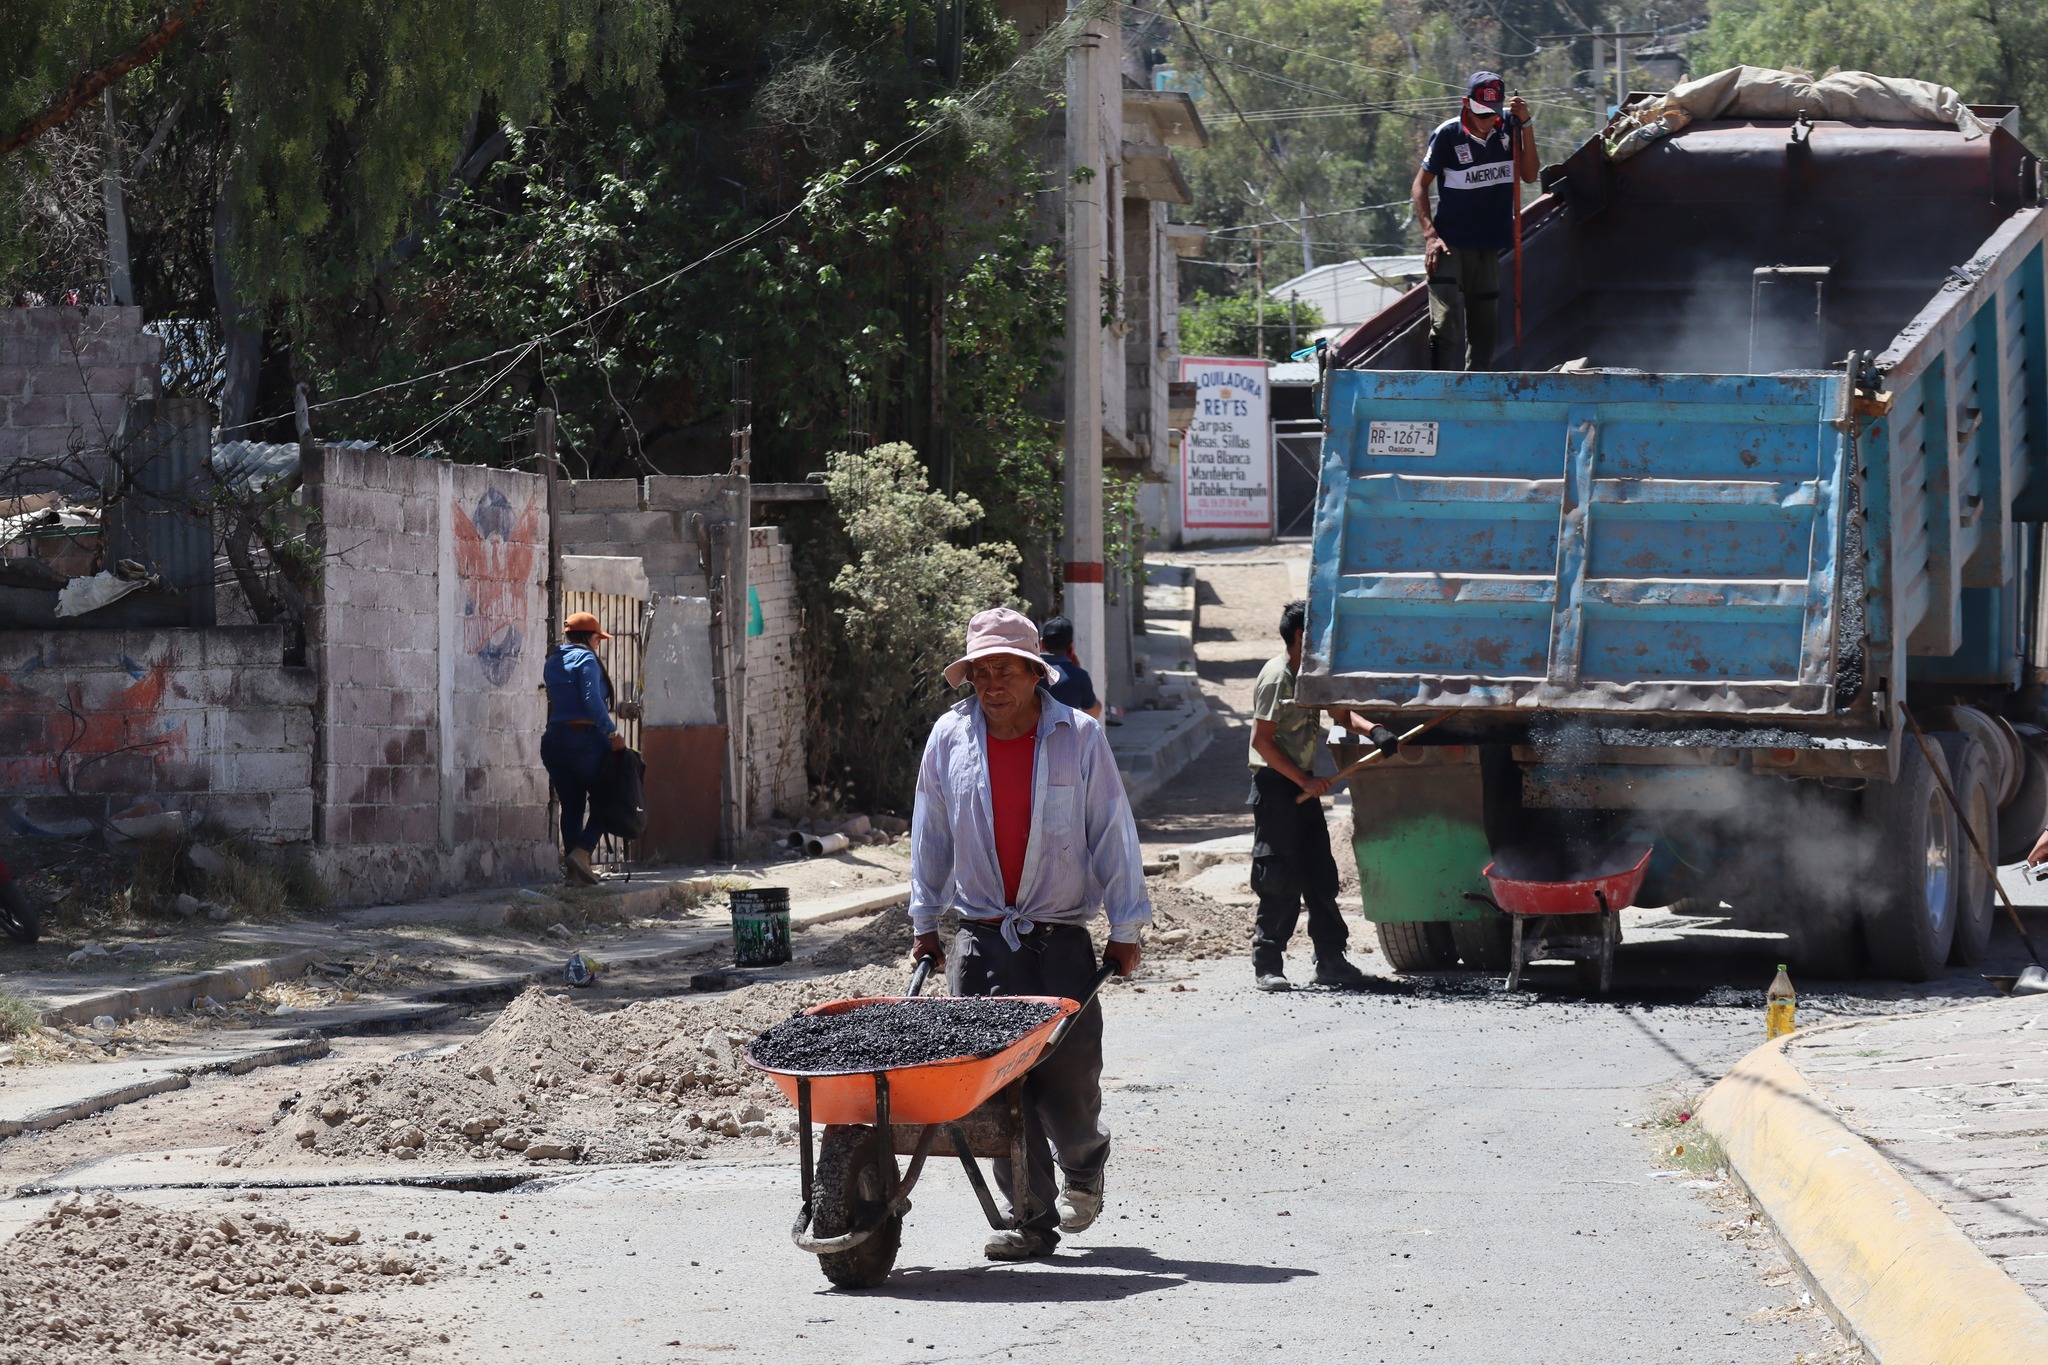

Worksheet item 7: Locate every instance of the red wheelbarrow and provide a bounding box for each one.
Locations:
[745,958,1116,1288]
[1463,844,1652,994]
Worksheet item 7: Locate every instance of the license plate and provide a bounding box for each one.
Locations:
[1366,420,1437,457]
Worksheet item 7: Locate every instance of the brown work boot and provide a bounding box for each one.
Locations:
[564,847,600,886]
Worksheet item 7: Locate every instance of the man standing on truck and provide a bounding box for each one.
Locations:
[1249,601,1401,992]
[1411,71,1540,371]
[910,607,1148,1261]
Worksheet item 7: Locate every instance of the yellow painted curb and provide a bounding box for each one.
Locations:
[1697,1033,2048,1365]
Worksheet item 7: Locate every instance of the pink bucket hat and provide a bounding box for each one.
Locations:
[943,607,1062,688]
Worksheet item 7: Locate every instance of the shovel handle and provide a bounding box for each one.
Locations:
[1296,713,1451,803]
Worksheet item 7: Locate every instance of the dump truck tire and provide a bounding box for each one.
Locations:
[1995,732,2048,863]
[1376,921,1458,972]
[1934,732,1997,966]
[1862,738,1959,982]
[1452,913,1513,972]
[812,1124,902,1289]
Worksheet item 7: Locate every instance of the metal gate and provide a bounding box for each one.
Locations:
[1274,423,1323,539]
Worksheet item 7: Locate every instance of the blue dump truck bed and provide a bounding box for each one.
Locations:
[1300,105,2048,983]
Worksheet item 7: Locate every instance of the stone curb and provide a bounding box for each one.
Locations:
[1120,705,1218,810]
[1697,1027,2048,1364]
[39,949,330,1028]
[0,1037,330,1142]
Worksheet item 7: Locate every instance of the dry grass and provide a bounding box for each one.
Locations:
[0,990,40,1040]
[1645,1087,1729,1176]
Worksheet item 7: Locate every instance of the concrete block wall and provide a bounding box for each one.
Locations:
[303,448,551,903]
[0,307,162,483]
[746,527,808,821]
[558,476,732,600]
[559,479,810,825]
[0,625,314,839]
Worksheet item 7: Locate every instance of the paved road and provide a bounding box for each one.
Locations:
[96,955,1834,1362]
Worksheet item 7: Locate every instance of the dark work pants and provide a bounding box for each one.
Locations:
[1249,766,1348,974]
[948,921,1108,1237]
[541,725,608,854]
[1427,246,1502,372]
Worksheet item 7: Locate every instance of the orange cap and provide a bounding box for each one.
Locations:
[564,611,610,640]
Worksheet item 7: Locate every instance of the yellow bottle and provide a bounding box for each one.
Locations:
[1767,963,1797,1038]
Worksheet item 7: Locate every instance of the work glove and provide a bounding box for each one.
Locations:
[1368,725,1401,757]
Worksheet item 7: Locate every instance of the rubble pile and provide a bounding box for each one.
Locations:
[0,1195,450,1365]
[228,968,902,1169]
[1144,881,1251,961]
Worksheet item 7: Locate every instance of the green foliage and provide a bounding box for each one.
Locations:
[1155,0,1625,282]
[811,442,1020,809]
[1696,0,2048,139]
[1179,289,1325,359]
[0,990,38,1041]
[1,0,673,299]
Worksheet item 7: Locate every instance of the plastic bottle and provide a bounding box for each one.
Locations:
[1766,964,1797,1038]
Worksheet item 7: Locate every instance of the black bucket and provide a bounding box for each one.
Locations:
[729,886,792,968]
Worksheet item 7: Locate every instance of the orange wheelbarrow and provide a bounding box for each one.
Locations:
[745,957,1116,1288]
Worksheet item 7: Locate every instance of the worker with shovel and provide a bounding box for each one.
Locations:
[1412,71,1540,371]
[1249,601,1399,992]
[909,607,1150,1261]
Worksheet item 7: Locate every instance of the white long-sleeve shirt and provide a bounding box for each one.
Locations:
[908,692,1152,949]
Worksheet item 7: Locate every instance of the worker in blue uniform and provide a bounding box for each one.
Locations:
[542,611,624,885]
[1411,71,1540,371]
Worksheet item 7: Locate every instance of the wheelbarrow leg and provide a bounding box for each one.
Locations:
[1506,915,1526,992]
[948,1124,1010,1230]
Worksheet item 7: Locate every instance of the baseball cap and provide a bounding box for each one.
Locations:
[1466,71,1505,113]
[564,610,611,640]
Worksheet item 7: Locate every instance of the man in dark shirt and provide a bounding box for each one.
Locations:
[1410,71,1539,371]
[1038,615,1103,720]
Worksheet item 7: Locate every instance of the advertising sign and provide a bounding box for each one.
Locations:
[1179,356,1272,538]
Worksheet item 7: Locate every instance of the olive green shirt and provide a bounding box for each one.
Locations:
[1249,655,1321,773]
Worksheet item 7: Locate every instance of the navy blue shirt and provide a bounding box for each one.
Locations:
[544,644,615,734]
[1043,652,1098,712]
[1422,116,1518,252]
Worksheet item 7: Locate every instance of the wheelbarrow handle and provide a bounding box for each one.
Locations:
[907,957,937,997]
[1035,962,1121,1064]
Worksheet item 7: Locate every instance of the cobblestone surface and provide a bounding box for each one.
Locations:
[1792,995,2048,1306]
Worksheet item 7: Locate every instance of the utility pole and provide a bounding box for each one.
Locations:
[1254,221,1265,359]
[1298,200,1313,274]
[1062,0,1109,687]
[539,407,560,643]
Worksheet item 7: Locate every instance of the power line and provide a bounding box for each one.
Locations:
[246,8,1088,438]
[1134,5,1593,115]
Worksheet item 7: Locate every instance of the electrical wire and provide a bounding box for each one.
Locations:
[1134,4,1591,115]
[243,11,1080,438]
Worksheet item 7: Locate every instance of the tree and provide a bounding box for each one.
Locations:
[2,0,674,428]
[808,442,1021,809]
[1179,288,1326,357]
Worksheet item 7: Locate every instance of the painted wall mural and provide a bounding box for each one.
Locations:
[452,487,540,687]
[0,652,181,795]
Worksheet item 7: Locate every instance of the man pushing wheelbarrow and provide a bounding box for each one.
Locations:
[909,607,1149,1261]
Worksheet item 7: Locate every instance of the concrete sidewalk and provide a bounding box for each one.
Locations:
[1700,994,2048,1363]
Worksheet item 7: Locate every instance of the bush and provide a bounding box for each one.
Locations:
[1180,289,1325,359]
[808,443,1021,809]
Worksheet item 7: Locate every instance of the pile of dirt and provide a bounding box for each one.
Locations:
[0,1194,450,1364]
[226,967,903,1169]
[1142,880,1250,962]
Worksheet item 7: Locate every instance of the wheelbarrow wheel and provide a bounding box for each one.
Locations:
[813,1123,901,1289]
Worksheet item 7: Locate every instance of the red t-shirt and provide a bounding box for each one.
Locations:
[985,731,1036,906]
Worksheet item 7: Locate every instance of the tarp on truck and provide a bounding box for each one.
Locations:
[1648,66,1988,138]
